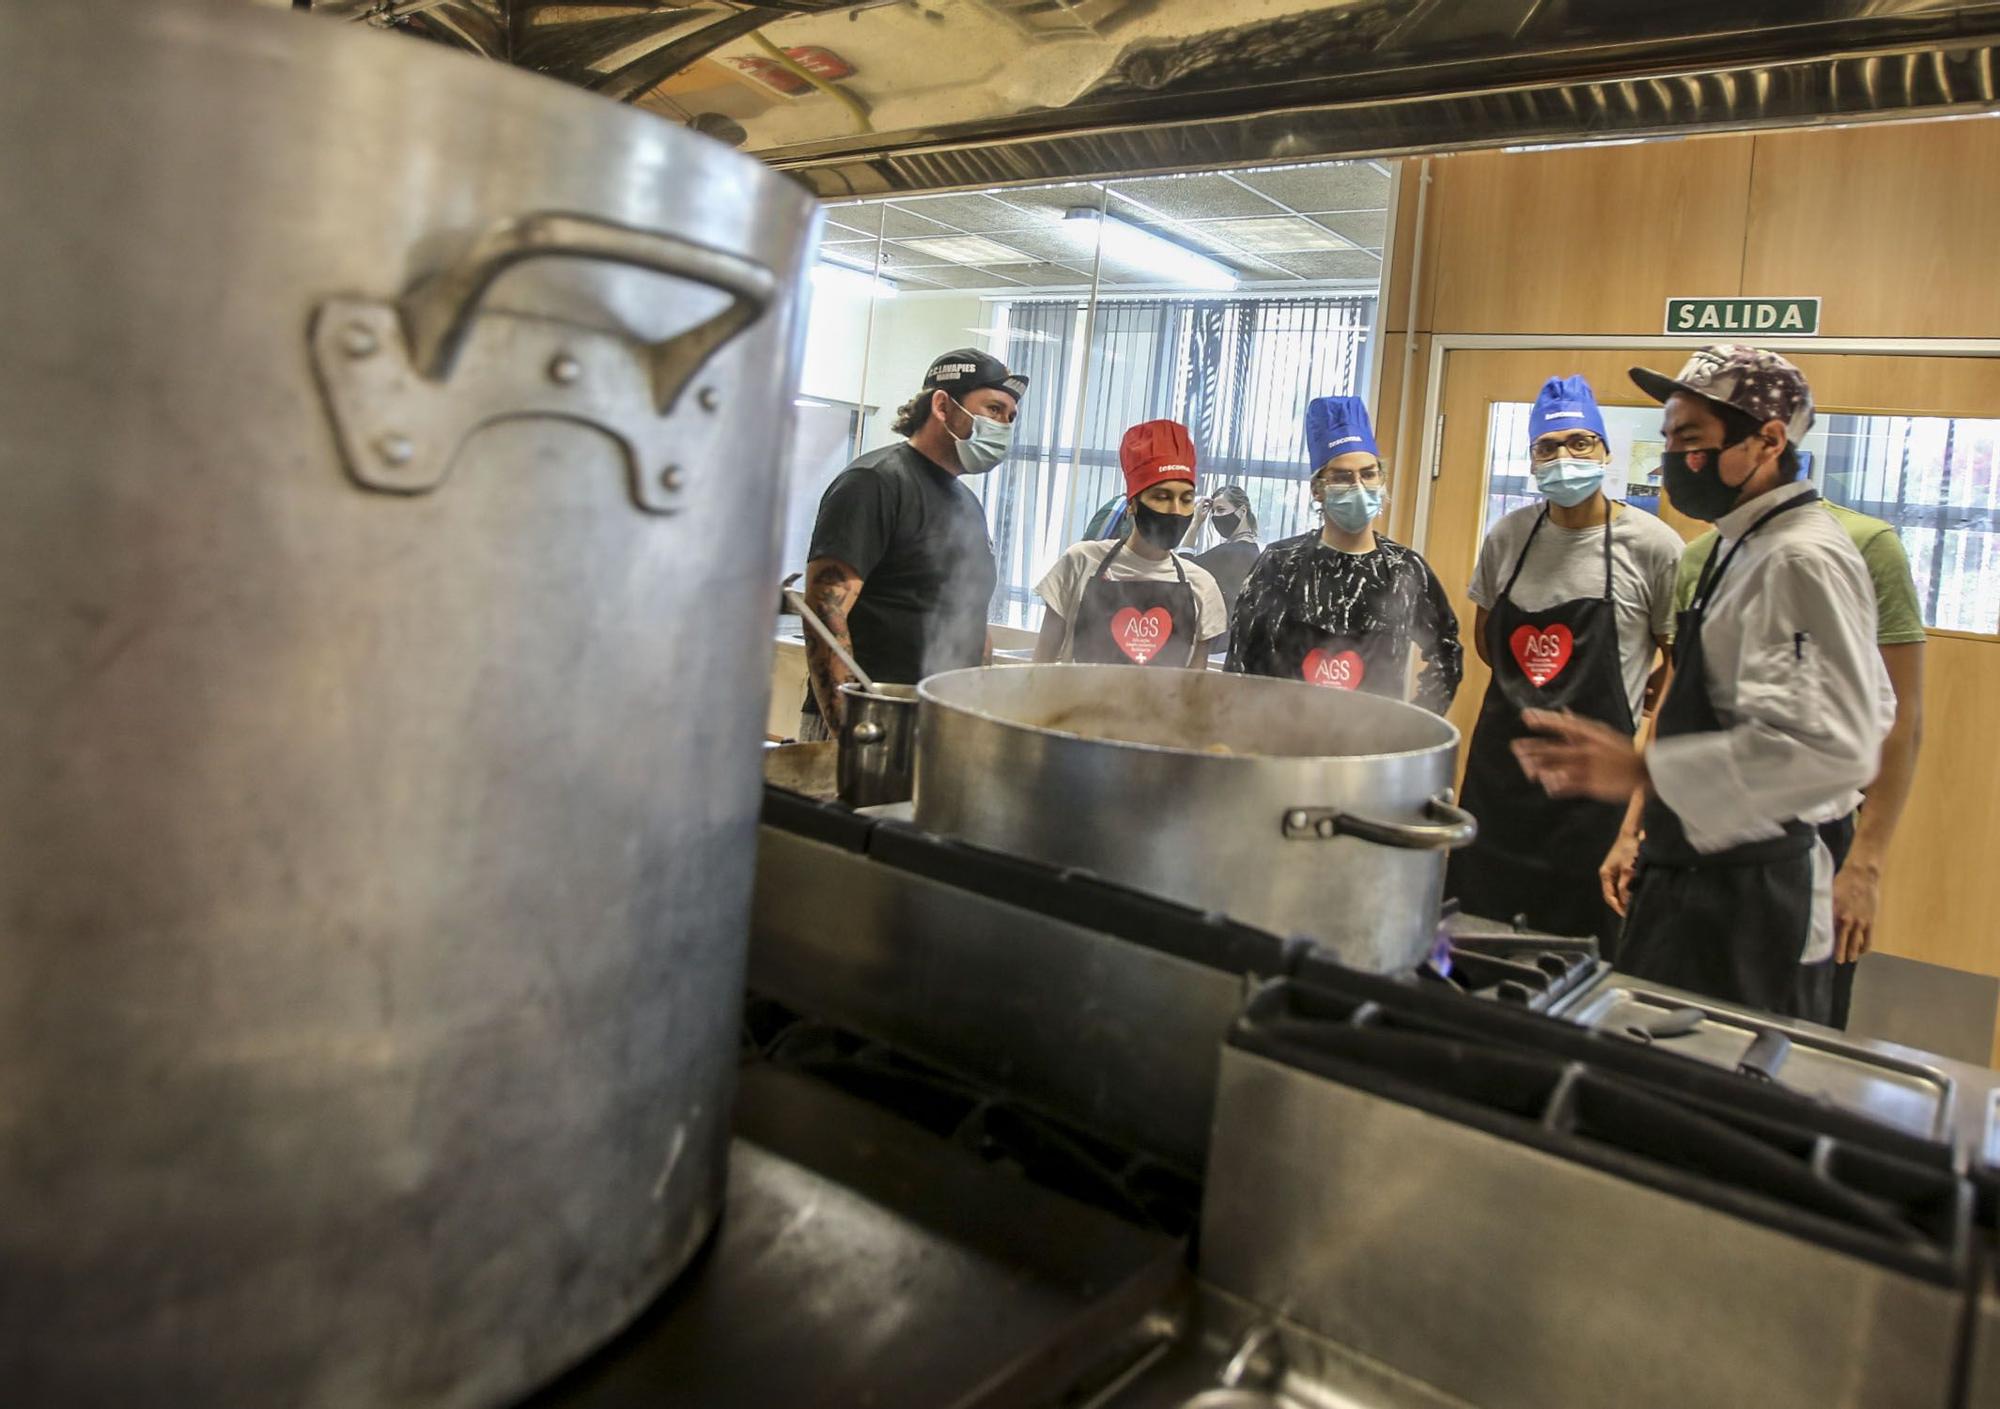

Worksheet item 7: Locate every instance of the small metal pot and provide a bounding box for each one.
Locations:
[838,681,919,807]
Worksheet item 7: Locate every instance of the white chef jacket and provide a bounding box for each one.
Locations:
[1646,481,1896,964]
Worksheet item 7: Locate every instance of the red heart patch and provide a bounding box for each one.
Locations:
[1111,606,1174,664]
[1509,623,1574,688]
[1301,648,1366,690]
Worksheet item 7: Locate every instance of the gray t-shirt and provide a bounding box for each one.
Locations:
[1467,504,1684,720]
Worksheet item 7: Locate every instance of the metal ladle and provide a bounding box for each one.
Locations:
[780,572,876,693]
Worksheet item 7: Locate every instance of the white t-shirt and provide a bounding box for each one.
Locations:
[1467,503,1684,721]
[1036,539,1230,661]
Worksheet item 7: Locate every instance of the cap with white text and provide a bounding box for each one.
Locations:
[921,347,1029,404]
[1303,395,1380,469]
[1120,419,1198,499]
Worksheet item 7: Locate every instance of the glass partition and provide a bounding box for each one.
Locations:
[787,160,1394,630]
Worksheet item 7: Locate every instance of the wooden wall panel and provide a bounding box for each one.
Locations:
[1382,161,1439,335]
[1405,114,2000,343]
[1785,350,2000,418]
[1372,331,1431,545]
[1425,136,1753,335]
[1743,120,2000,339]
[1875,631,2000,980]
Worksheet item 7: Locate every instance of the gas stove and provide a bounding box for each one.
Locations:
[1419,928,1607,1012]
[532,780,2000,1409]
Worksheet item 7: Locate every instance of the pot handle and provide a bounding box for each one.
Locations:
[398,212,777,414]
[1281,794,1478,850]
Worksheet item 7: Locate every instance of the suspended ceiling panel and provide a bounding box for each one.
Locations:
[819,161,1391,293]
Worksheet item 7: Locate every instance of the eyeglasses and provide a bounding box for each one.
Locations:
[1530,433,1605,462]
[1317,463,1385,489]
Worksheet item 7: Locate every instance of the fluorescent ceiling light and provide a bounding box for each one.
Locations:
[1503,136,1656,154]
[1066,209,1238,291]
[1208,216,1358,255]
[896,234,1028,265]
[812,261,897,299]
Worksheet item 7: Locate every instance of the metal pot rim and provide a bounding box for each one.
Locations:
[839,681,920,704]
[916,664,1459,766]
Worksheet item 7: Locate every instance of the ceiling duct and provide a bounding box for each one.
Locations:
[272,1,2000,195]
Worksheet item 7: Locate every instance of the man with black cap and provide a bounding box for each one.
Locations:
[1604,457,1929,1029]
[1227,396,1461,713]
[799,347,1026,738]
[1514,345,1893,1023]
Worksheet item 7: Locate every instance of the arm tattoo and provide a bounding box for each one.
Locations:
[804,560,863,723]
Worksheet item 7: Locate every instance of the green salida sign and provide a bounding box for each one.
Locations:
[1665,297,1820,336]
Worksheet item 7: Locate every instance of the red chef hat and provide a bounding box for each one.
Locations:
[1119,420,1198,499]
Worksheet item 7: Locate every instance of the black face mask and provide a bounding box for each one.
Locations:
[1211,511,1242,537]
[1131,501,1193,551]
[1661,437,1757,522]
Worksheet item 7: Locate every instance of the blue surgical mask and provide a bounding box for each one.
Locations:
[1320,484,1381,533]
[1532,456,1606,508]
[948,398,1013,475]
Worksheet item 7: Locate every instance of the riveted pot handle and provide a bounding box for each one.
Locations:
[1281,795,1477,850]
[398,211,777,414]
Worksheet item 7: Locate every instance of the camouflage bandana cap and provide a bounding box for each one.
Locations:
[1628,344,1815,442]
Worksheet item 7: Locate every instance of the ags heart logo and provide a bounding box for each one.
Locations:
[1509,623,1574,687]
[1111,606,1174,664]
[1302,648,1366,690]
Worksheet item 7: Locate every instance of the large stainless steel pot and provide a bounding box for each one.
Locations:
[913,666,1472,973]
[0,3,817,1405]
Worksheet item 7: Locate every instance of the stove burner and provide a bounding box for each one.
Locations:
[1423,934,1606,1013]
[743,998,1201,1235]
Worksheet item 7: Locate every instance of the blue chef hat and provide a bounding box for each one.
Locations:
[1303,396,1379,468]
[1528,375,1608,446]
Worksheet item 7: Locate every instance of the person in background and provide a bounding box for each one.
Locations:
[1189,484,1262,654]
[1607,457,1926,1027]
[1034,420,1228,667]
[799,347,1027,738]
[1446,376,1684,948]
[1227,396,1461,714]
[1516,345,1893,1023]
[1083,494,1128,543]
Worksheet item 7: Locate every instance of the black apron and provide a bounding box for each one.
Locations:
[1277,591,1407,693]
[1071,541,1202,667]
[1447,508,1633,947]
[1619,490,1833,1023]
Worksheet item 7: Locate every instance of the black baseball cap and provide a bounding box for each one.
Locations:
[921,347,1028,404]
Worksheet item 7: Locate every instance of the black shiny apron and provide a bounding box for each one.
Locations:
[1071,540,1202,667]
[1278,565,1408,694]
[1620,490,1832,1023]
[1291,627,1403,693]
[1448,508,1633,947]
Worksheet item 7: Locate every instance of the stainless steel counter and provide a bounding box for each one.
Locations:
[732,803,2000,1409]
[530,1064,1186,1409]
[1561,972,2000,1166]
[1442,911,2000,1168]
